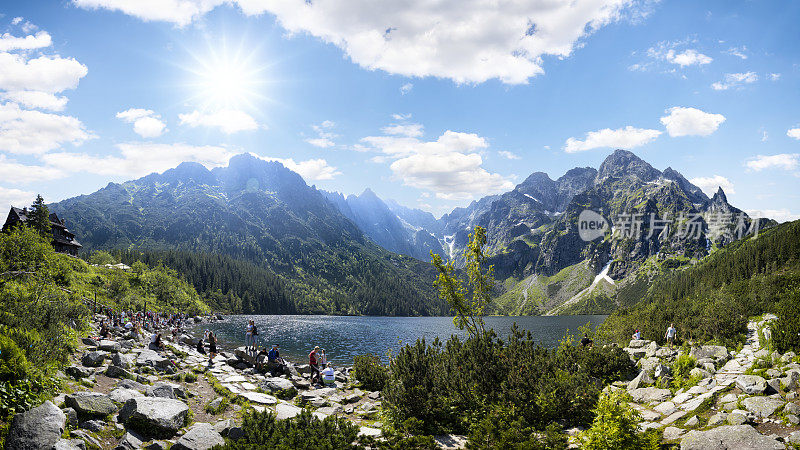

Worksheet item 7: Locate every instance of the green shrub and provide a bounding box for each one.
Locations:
[205,397,229,415]
[772,293,800,353]
[467,406,567,449]
[353,354,388,392]
[184,372,198,383]
[215,409,361,449]
[580,390,659,450]
[671,354,697,390]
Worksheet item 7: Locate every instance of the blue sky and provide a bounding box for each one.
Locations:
[0,0,798,220]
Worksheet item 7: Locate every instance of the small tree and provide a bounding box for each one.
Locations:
[431,226,494,338]
[28,195,51,238]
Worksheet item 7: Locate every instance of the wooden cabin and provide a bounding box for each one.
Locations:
[2,207,82,256]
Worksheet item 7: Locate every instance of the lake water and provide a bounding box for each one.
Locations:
[190,315,607,365]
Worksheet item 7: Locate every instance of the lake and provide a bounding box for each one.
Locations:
[189,315,607,365]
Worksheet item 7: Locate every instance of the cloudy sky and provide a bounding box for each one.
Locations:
[1,0,798,221]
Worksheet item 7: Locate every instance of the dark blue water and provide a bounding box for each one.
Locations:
[190,315,607,365]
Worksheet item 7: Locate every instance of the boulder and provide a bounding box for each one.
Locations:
[689,368,711,379]
[627,371,653,391]
[275,402,302,420]
[146,382,186,400]
[136,349,170,369]
[171,423,225,450]
[53,439,82,450]
[735,375,767,395]
[66,365,93,379]
[663,426,685,441]
[238,392,277,405]
[117,379,147,393]
[105,365,133,379]
[629,387,671,403]
[115,431,144,450]
[742,397,784,418]
[680,425,783,450]
[728,410,748,425]
[690,345,729,362]
[179,335,195,346]
[654,401,677,416]
[62,407,78,428]
[684,415,699,427]
[786,402,800,415]
[628,339,649,349]
[213,418,236,436]
[109,388,144,404]
[118,397,190,438]
[708,412,727,427]
[654,364,671,379]
[65,392,117,417]
[5,401,65,450]
[111,353,134,369]
[99,340,121,352]
[782,369,800,391]
[262,377,295,392]
[82,337,99,347]
[81,351,107,367]
[79,419,105,432]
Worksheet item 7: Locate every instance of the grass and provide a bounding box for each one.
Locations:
[205,396,230,414]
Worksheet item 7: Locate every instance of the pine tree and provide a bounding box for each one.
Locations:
[29,194,51,238]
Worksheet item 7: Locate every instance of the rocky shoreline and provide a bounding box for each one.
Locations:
[6,313,392,450]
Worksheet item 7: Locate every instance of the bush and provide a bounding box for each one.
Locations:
[467,406,567,449]
[671,354,697,390]
[216,409,362,449]
[772,293,800,354]
[353,354,388,391]
[580,390,658,450]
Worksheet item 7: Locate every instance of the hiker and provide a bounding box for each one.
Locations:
[322,363,336,385]
[245,320,254,352]
[99,321,110,339]
[149,332,164,350]
[632,329,641,340]
[665,323,677,348]
[268,344,283,365]
[196,335,206,354]
[309,346,321,384]
[580,333,594,348]
[208,331,217,364]
[319,348,327,367]
[251,322,259,351]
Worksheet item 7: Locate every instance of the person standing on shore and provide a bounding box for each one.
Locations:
[309,346,321,385]
[245,320,254,352]
[665,323,677,349]
[208,331,217,365]
[319,348,327,367]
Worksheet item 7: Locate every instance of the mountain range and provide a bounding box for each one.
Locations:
[48,149,774,316]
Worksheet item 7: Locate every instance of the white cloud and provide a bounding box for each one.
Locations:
[0,186,36,212]
[400,83,413,95]
[689,175,735,196]
[724,46,747,60]
[711,72,758,90]
[0,102,93,154]
[41,142,236,178]
[381,123,423,138]
[116,108,167,138]
[0,90,68,111]
[0,154,63,183]
[564,125,661,153]
[499,150,521,160]
[269,157,341,181]
[361,129,513,199]
[305,120,337,147]
[0,52,88,94]
[392,113,411,121]
[646,41,712,67]
[75,0,642,84]
[745,209,800,223]
[769,73,781,81]
[0,31,52,51]
[787,128,800,140]
[660,107,725,137]
[178,109,258,134]
[745,153,799,171]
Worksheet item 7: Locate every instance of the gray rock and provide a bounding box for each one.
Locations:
[53,439,83,450]
[742,397,784,418]
[117,379,147,393]
[627,371,654,391]
[663,426,685,441]
[790,431,800,445]
[629,387,672,403]
[708,412,727,426]
[145,442,169,450]
[171,423,225,450]
[65,392,117,417]
[81,351,107,367]
[136,349,170,369]
[628,339,649,349]
[62,407,78,428]
[99,340,121,352]
[786,402,800,415]
[275,402,302,420]
[6,401,65,450]
[66,365,93,379]
[82,337,99,347]
[105,365,133,379]
[786,414,799,425]
[70,430,100,449]
[689,367,711,379]
[690,345,729,362]
[662,410,687,425]
[238,391,277,405]
[79,419,105,432]
[207,397,225,412]
[262,377,295,392]
[654,401,677,416]
[213,418,235,436]
[114,431,144,450]
[680,425,783,449]
[146,382,186,399]
[111,353,134,369]
[735,375,767,395]
[109,388,144,404]
[782,369,800,391]
[118,397,189,438]
[684,415,699,427]
[654,364,671,379]
[728,410,748,425]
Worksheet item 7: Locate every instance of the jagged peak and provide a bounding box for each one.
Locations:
[597,149,660,183]
[712,187,728,204]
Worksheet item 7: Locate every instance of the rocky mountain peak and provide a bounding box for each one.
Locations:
[597,149,661,183]
[712,187,728,204]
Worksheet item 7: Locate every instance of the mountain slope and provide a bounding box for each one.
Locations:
[50,154,445,316]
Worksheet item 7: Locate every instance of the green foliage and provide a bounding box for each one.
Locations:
[580,390,657,450]
[600,220,800,346]
[382,326,636,441]
[467,406,567,450]
[184,372,198,383]
[671,354,697,390]
[353,354,388,391]
[87,250,115,266]
[205,397,229,415]
[431,226,493,338]
[213,409,362,449]
[28,195,51,238]
[772,293,800,353]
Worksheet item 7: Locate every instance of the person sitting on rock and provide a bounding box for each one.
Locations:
[322,363,336,385]
[196,336,206,354]
[149,332,164,350]
[99,321,110,339]
[580,333,594,348]
[632,329,641,340]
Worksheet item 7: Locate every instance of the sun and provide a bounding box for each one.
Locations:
[185,39,270,111]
